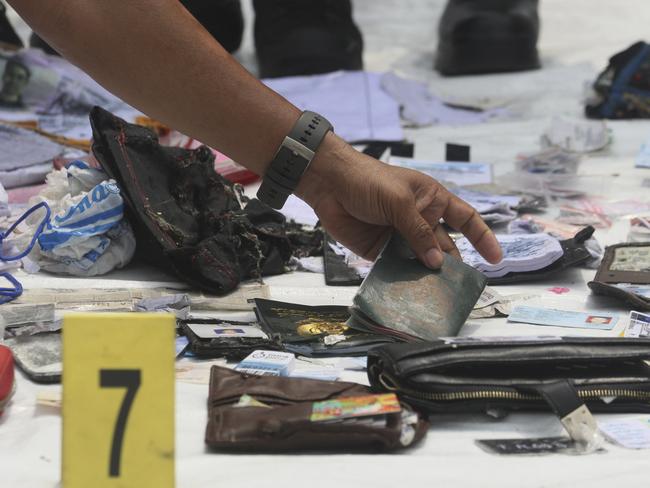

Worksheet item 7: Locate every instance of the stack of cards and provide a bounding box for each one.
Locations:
[456,233,564,278]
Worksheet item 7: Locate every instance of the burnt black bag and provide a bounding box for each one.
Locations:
[90,107,292,295]
[367,337,650,415]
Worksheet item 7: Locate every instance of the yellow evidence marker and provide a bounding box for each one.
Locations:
[62,313,175,487]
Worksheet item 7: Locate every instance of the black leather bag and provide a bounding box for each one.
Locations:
[368,337,650,415]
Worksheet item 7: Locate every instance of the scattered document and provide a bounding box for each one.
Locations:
[623,310,650,338]
[457,233,563,278]
[380,72,508,127]
[390,157,492,186]
[600,417,650,449]
[541,116,610,153]
[508,305,618,330]
[264,71,403,142]
[280,194,319,227]
[636,139,650,168]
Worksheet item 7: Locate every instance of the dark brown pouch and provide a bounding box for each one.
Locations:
[588,242,650,310]
[205,366,428,452]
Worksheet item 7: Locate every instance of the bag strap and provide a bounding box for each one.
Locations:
[530,380,602,450]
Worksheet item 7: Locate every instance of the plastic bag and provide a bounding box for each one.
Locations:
[27,161,135,276]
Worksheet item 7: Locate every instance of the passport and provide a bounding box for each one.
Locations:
[347,233,487,341]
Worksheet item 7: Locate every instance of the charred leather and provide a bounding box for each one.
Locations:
[205,366,428,451]
[252,298,395,357]
[367,337,650,414]
[323,233,364,286]
[588,281,650,312]
[90,107,293,295]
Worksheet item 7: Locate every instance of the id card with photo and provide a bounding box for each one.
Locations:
[508,306,618,330]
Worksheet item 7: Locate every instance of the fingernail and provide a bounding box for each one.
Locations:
[424,248,443,269]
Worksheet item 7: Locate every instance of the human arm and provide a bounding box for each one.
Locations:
[8,0,501,267]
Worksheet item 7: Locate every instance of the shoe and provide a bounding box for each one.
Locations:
[435,0,540,76]
[253,0,363,78]
[0,2,22,47]
[182,0,244,53]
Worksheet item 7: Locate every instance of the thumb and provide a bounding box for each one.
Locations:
[394,207,443,269]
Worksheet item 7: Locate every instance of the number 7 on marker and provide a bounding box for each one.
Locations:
[99,369,141,477]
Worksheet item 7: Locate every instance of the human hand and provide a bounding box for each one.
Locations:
[296,134,502,269]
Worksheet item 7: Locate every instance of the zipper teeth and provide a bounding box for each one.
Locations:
[403,388,650,402]
[379,376,650,402]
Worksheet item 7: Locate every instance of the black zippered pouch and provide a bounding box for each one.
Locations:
[367,337,650,415]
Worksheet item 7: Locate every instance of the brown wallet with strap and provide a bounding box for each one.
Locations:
[205,366,428,452]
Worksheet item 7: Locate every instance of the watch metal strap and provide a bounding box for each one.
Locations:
[257,111,333,209]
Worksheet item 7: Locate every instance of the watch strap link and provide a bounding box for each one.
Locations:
[257,111,333,209]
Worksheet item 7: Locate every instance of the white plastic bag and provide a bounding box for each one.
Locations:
[27,161,136,276]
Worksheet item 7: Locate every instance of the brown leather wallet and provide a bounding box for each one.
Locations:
[205,366,428,452]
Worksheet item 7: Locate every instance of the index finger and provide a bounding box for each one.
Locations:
[440,192,502,264]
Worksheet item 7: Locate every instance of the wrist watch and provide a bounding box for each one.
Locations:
[256,110,333,209]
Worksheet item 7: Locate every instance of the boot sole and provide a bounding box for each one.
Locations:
[435,36,540,76]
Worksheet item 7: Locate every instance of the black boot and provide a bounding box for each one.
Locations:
[253,0,363,79]
[0,2,23,47]
[182,0,244,53]
[435,0,540,76]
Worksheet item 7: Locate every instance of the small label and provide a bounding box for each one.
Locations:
[476,437,577,455]
[623,311,650,338]
[310,393,400,422]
